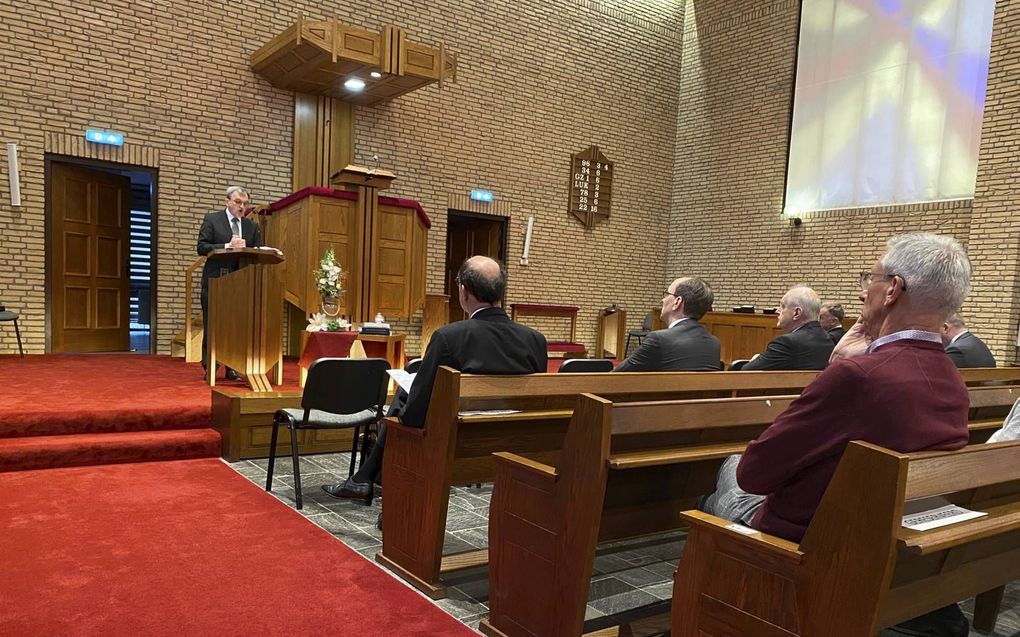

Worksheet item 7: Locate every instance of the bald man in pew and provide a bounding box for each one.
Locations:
[614,276,721,372]
[702,232,973,637]
[321,256,547,518]
[740,285,833,371]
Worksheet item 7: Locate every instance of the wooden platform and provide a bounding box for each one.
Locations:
[211,387,356,461]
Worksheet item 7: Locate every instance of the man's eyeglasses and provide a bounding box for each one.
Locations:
[227,199,249,207]
[859,271,906,291]
[663,290,680,298]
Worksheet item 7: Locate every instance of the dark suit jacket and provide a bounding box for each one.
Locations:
[197,210,262,289]
[945,331,996,368]
[400,307,548,428]
[614,319,721,372]
[827,327,846,345]
[741,321,834,371]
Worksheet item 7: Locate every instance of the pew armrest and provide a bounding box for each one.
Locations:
[385,416,426,439]
[681,510,804,564]
[494,451,558,482]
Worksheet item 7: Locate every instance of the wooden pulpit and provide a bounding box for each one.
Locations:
[262,174,429,325]
[207,248,285,392]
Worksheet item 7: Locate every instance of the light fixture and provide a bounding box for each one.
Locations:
[344,78,366,92]
[370,71,382,79]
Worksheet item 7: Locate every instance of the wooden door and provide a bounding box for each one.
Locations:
[444,212,507,323]
[50,162,131,352]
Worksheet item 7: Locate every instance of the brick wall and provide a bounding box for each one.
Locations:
[0,0,684,356]
[668,0,1015,362]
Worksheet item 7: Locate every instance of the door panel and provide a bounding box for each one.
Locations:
[50,162,132,352]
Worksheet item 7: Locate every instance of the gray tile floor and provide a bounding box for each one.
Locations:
[229,451,1020,636]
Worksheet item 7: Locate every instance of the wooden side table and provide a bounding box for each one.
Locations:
[298,331,406,387]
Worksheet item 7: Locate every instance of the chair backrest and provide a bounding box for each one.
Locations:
[405,357,423,374]
[558,358,614,373]
[641,311,654,331]
[303,357,390,415]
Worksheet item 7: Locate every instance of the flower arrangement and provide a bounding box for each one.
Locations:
[306,312,351,332]
[315,247,345,299]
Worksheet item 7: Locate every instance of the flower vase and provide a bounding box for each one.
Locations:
[321,296,341,317]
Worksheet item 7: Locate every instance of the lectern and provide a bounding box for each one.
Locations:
[206,248,284,392]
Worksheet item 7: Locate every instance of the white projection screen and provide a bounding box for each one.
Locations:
[784,0,995,215]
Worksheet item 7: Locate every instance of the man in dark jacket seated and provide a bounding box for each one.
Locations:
[741,285,833,370]
[941,312,996,368]
[702,232,974,637]
[614,276,721,372]
[322,255,548,507]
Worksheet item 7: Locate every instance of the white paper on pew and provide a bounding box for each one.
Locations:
[386,370,416,393]
[726,523,757,535]
[458,409,522,417]
[902,504,987,531]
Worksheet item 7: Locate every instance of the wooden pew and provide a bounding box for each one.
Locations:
[480,385,1020,637]
[672,439,1020,636]
[481,392,798,637]
[377,367,824,598]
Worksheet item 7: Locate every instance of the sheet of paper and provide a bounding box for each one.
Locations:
[902,504,988,532]
[386,370,416,393]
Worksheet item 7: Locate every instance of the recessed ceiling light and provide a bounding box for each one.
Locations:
[344,78,366,91]
[370,71,382,79]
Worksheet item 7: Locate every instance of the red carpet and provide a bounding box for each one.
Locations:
[0,458,475,636]
[0,354,300,471]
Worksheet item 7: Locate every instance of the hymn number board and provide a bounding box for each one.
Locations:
[568,146,613,229]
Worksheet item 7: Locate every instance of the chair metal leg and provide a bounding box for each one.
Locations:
[624,333,632,356]
[13,318,23,357]
[348,424,361,477]
[265,419,280,492]
[289,425,303,509]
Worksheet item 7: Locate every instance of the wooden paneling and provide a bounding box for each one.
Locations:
[252,19,455,106]
[293,93,353,189]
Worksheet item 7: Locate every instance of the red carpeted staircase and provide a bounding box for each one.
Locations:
[0,354,266,471]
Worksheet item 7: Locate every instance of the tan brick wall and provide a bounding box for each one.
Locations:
[668,0,1014,362]
[0,0,684,357]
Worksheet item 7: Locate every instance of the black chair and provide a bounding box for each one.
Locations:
[624,312,654,356]
[404,357,423,374]
[266,357,390,509]
[558,358,615,373]
[729,359,750,371]
[0,305,24,357]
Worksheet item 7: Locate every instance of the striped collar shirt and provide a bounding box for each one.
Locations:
[866,329,942,354]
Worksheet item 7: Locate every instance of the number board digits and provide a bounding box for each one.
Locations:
[568,145,613,229]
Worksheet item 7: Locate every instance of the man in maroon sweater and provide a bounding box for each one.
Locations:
[701,232,973,637]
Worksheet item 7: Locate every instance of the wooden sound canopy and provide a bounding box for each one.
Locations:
[251,16,457,106]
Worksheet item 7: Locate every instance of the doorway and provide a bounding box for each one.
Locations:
[444,211,508,323]
[47,158,157,353]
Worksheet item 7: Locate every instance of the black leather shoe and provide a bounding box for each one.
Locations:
[376,511,383,531]
[225,368,241,381]
[321,477,374,505]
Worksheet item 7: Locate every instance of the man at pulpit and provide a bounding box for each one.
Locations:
[197,186,261,380]
[322,255,548,508]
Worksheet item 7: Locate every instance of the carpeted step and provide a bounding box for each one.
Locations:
[0,429,221,472]
[0,410,211,438]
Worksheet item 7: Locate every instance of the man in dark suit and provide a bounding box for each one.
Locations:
[196,186,261,380]
[615,276,720,371]
[941,313,996,368]
[322,255,548,504]
[741,286,833,371]
[819,302,846,345]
